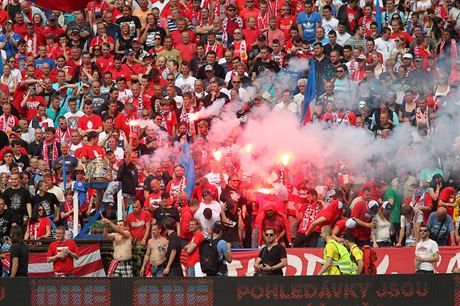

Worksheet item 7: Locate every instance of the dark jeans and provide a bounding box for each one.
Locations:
[377,241,392,247]
[293,232,320,248]
[416,270,434,274]
[356,240,371,247]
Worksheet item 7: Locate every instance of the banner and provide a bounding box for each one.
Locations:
[227,246,460,276]
[29,0,91,12]
[2,243,106,277]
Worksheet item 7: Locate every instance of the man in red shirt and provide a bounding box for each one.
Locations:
[351,199,379,246]
[78,100,103,135]
[46,226,80,277]
[126,200,152,245]
[109,55,132,82]
[42,14,65,39]
[176,32,197,63]
[96,42,114,73]
[179,198,200,243]
[114,102,138,139]
[76,131,106,162]
[183,217,205,276]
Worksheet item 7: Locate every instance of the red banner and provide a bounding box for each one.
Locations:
[227,247,460,276]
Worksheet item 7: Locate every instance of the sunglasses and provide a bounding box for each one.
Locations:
[232,81,241,83]
[420,229,429,232]
[203,192,211,196]
[232,179,241,182]
[336,70,344,73]
[264,233,275,237]
[38,208,44,211]
[167,78,175,81]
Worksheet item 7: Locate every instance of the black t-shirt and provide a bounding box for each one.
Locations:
[32,193,59,217]
[2,187,31,224]
[28,141,43,157]
[166,231,182,265]
[117,162,138,195]
[153,206,180,225]
[132,143,148,157]
[258,244,287,276]
[9,243,29,276]
[143,173,173,192]
[251,59,280,76]
[143,27,167,51]
[13,154,30,170]
[0,209,17,242]
[220,186,245,243]
[91,94,108,115]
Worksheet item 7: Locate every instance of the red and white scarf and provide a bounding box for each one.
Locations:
[257,11,269,29]
[43,140,59,169]
[56,128,72,143]
[415,107,429,127]
[233,40,248,62]
[0,114,16,133]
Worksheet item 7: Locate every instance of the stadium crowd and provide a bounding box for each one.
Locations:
[0,0,459,277]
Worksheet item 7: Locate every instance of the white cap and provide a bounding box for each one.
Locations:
[345,218,357,229]
[368,200,379,213]
[337,201,343,209]
[382,201,393,211]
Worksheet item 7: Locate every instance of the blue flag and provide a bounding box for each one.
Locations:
[179,142,196,201]
[376,0,382,34]
[300,59,317,125]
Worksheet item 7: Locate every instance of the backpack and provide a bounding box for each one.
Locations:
[199,237,224,276]
[362,245,378,274]
[350,245,378,274]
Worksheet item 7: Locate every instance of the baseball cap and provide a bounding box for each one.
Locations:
[227,3,237,10]
[345,218,357,229]
[12,125,21,132]
[257,34,267,41]
[48,14,57,21]
[414,56,423,62]
[402,53,413,59]
[357,54,366,60]
[132,37,140,43]
[5,20,13,24]
[205,64,213,71]
[124,48,135,55]
[367,200,379,214]
[95,11,103,18]
[71,29,79,34]
[382,201,393,212]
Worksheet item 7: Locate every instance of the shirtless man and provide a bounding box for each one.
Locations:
[102,217,133,277]
[140,223,169,277]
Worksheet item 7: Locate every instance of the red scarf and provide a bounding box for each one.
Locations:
[0,114,16,133]
[56,128,72,143]
[257,11,269,29]
[43,140,59,169]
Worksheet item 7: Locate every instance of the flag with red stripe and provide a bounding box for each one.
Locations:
[29,0,91,12]
[1,243,105,277]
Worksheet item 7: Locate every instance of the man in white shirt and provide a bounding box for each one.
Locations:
[204,161,228,197]
[175,62,196,93]
[321,5,338,36]
[374,27,395,63]
[336,22,351,47]
[415,224,439,273]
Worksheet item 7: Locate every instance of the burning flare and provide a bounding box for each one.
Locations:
[281,153,292,166]
[256,188,274,195]
[188,113,199,121]
[213,149,223,161]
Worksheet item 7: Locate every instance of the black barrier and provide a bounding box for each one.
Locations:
[0,274,459,306]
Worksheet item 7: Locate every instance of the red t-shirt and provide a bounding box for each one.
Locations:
[176,43,197,62]
[162,111,178,135]
[126,210,153,241]
[47,239,79,275]
[42,27,66,39]
[122,63,146,76]
[78,114,103,132]
[186,231,205,267]
[351,200,372,241]
[29,217,51,240]
[313,200,342,232]
[277,16,296,41]
[405,194,433,223]
[439,187,456,218]
[109,66,132,81]
[179,206,195,240]
[144,192,161,210]
[75,144,106,160]
[25,96,47,121]
[96,55,115,73]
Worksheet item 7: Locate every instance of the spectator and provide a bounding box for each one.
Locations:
[103,216,133,277]
[253,227,288,276]
[427,207,456,246]
[415,224,439,273]
[8,225,29,277]
[46,226,80,277]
